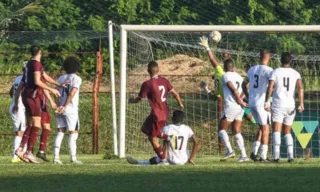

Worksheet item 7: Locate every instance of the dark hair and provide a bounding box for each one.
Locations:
[244,64,252,70]
[172,110,184,124]
[148,61,158,70]
[260,49,270,60]
[30,45,41,56]
[281,52,292,65]
[63,56,81,74]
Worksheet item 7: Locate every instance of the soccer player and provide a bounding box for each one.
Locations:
[53,56,82,164]
[129,61,184,164]
[9,61,28,163]
[242,50,273,162]
[199,36,226,153]
[265,52,304,163]
[13,45,62,163]
[220,59,249,162]
[127,110,198,165]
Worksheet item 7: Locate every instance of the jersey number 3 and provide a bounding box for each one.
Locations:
[253,75,259,88]
[158,85,166,102]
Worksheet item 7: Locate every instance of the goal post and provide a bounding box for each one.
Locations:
[118,25,320,158]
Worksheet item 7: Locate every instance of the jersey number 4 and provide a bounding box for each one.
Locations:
[175,136,184,150]
[158,85,166,102]
[283,77,290,91]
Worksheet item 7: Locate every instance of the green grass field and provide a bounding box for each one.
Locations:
[0,155,319,192]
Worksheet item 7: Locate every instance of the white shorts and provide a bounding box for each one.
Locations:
[271,107,296,126]
[56,113,80,131]
[250,106,271,126]
[221,108,244,122]
[9,105,26,132]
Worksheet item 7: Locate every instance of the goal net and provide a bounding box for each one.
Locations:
[119,26,320,158]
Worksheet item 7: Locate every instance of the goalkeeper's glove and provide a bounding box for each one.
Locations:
[199,36,210,51]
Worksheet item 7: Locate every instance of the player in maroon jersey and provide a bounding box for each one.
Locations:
[13,45,62,163]
[129,61,184,164]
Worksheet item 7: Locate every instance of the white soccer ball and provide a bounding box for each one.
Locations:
[210,31,221,43]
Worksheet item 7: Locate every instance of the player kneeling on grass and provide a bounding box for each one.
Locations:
[53,56,82,165]
[265,52,304,163]
[127,110,198,165]
[219,59,249,162]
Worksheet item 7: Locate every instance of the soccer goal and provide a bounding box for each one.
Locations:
[117,25,320,158]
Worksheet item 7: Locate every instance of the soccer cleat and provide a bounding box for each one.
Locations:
[21,153,30,163]
[250,152,259,162]
[71,159,83,164]
[15,148,24,161]
[273,158,280,163]
[36,152,50,162]
[259,158,270,163]
[157,159,169,166]
[126,156,138,164]
[25,152,40,164]
[11,158,21,163]
[53,159,63,165]
[220,152,235,161]
[288,159,294,163]
[237,156,250,163]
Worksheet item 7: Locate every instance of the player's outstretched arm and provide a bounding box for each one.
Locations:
[34,72,60,97]
[128,96,142,104]
[188,135,199,165]
[264,80,274,111]
[296,79,304,112]
[226,82,247,107]
[170,89,184,109]
[43,72,65,87]
[43,89,57,109]
[199,36,220,68]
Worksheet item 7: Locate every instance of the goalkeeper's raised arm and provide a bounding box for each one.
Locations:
[199,36,221,68]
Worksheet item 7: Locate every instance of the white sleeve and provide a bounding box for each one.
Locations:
[269,70,276,81]
[222,74,231,84]
[71,76,82,89]
[188,126,194,138]
[246,68,252,82]
[296,71,302,80]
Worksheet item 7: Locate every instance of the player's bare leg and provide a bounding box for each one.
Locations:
[233,120,249,162]
[283,124,294,163]
[219,119,234,161]
[272,122,282,162]
[259,124,270,162]
[251,129,262,161]
[53,128,66,164]
[217,97,224,154]
[36,123,50,162]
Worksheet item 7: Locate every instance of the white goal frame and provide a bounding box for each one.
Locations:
[118,25,320,158]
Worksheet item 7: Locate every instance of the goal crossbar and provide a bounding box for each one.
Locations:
[118,25,320,158]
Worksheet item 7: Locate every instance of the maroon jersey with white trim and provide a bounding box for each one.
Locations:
[138,75,173,121]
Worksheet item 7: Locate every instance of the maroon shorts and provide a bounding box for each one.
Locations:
[141,114,166,137]
[23,97,42,117]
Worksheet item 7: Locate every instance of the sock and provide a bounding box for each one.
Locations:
[137,161,151,165]
[68,133,78,161]
[54,132,65,160]
[13,136,22,158]
[260,145,268,160]
[154,146,166,160]
[160,132,168,140]
[285,134,294,159]
[252,141,261,155]
[39,129,50,152]
[273,132,281,160]
[19,125,31,149]
[218,130,233,154]
[235,133,247,157]
[27,126,41,153]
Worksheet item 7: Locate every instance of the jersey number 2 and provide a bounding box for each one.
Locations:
[158,85,166,102]
[175,136,184,150]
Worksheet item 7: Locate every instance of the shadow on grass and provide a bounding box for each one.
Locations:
[0,165,319,192]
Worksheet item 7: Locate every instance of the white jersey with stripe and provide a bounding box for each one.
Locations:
[162,124,194,165]
[270,67,301,109]
[57,74,82,113]
[10,75,24,109]
[222,71,244,111]
[246,64,273,107]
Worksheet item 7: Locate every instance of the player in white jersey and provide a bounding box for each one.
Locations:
[242,50,273,162]
[265,52,304,163]
[219,59,249,162]
[127,110,198,165]
[53,56,82,164]
[9,62,27,163]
